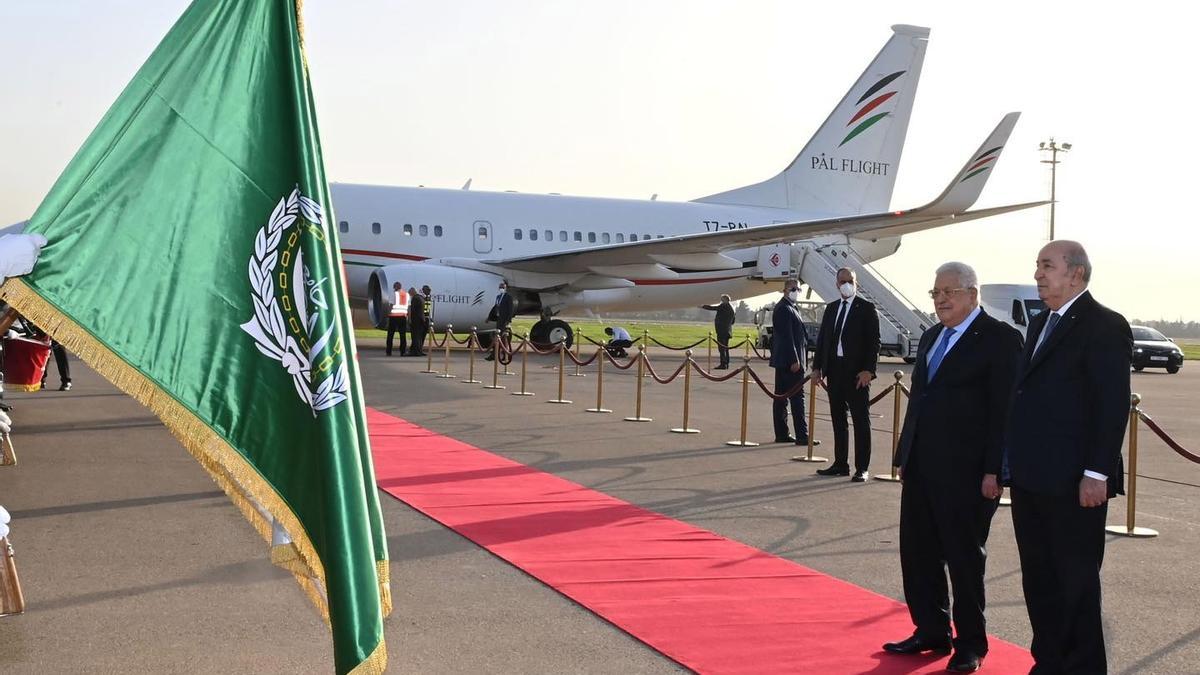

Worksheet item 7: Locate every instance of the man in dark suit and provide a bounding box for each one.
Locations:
[812,267,880,481]
[407,286,427,356]
[484,280,516,361]
[769,279,817,445]
[1005,241,1130,674]
[882,262,1022,672]
[701,294,736,369]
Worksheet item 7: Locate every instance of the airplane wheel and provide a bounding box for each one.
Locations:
[545,319,573,349]
[529,320,551,347]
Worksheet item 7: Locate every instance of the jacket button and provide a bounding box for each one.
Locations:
[1017,389,1023,395]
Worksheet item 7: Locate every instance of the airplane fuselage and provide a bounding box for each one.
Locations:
[334,183,901,315]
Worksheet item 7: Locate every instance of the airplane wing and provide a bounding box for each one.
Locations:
[483,113,1044,275]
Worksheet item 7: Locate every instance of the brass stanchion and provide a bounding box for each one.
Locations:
[641,329,651,377]
[875,371,904,482]
[586,347,612,413]
[671,351,700,434]
[624,346,652,422]
[460,328,481,384]
[421,326,437,373]
[511,339,534,396]
[0,536,25,617]
[502,333,514,376]
[548,342,572,404]
[436,325,456,379]
[726,355,759,446]
[569,328,586,377]
[1106,393,1158,538]
[482,335,505,390]
[793,374,827,462]
[707,331,713,372]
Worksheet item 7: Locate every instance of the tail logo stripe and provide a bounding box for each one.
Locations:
[967,156,997,171]
[847,92,897,126]
[839,112,890,147]
[856,70,906,105]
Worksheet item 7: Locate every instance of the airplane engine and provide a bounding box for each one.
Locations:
[367,264,503,331]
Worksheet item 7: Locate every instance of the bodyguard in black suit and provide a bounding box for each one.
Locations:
[769,279,812,444]
[485,280,516,361]
[701,294,736,369]
[1006,241,1131,675]
[812,267,880,481]
[883,262,1022,673]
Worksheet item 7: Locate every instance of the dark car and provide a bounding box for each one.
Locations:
[1131,325,1184,374]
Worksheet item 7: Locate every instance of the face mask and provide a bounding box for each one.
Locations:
[839,282,855,299]
[498,286,506,292]
[785,290,800,302]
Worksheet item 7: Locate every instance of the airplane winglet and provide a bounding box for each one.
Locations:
[920,112,1021,216]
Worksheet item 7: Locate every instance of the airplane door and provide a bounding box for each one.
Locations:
[473,220,493,254]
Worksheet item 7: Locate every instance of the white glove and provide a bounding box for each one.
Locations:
[0,232,48,281]
[0,505,9,539]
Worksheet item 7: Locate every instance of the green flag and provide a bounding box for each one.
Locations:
[3,1,388,672]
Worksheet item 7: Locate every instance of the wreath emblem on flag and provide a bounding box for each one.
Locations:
[241,188,350,412]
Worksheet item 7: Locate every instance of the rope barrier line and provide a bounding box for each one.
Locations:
[641,355,689,386]
[1138,411,1200,464]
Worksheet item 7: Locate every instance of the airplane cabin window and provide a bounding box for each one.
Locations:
[434,225,443,237]
[573,231,582,242]
[602,233,610,244]
[616,233,625,243]
[656,235,664,239]
[530,229,538,241]
[588,232,596,243]
[559,230,567,242]
[419,224,428,236]
[513,228,523,240]
[642,235,651,241]
[478,226,488,239]
[338,220,348,233]
[544,230,553,242]
[371,222,381,235]
[403,223,412,236]
[630,233,637,240]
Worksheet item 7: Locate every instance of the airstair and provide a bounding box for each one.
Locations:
[793,242,932,360]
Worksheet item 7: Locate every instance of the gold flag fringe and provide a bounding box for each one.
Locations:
[0,278,387,673]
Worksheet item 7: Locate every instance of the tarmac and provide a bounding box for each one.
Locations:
[0,341,1197,674]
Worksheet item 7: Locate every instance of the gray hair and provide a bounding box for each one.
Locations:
[935,261,978,289]
[1060,240,1093,282]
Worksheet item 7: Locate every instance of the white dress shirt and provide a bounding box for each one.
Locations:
[926,306,981,366]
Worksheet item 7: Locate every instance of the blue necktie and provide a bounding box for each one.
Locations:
[926,327,956,382]
[1033,312,1061,355]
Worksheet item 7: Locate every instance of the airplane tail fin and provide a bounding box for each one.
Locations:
[696,25,929,215]
[917,112,1021,216]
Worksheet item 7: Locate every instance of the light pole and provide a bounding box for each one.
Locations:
[1039,138,1071,240]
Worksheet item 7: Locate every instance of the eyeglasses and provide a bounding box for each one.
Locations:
[927,287,970,299]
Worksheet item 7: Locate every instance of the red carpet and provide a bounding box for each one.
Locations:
[368,408,1033,674]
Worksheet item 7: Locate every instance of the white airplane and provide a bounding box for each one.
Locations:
[334,25,1044,347]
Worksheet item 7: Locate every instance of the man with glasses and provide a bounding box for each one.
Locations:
[883,262,1022,672]
[812,267,880,482]
[1005,241,1130,674]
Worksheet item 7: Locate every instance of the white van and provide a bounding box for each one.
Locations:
[979,284,1047,339]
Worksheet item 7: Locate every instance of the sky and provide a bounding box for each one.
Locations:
[2,1,1196,322]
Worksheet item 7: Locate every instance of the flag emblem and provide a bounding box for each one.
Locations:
[242,188,350,412]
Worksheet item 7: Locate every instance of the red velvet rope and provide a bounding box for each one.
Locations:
[642,355,689,384]
[1138,410,1200,464]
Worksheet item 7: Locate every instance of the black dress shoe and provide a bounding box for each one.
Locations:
[946,650,983,672]
[815,465,850,476]
[851,470,869,482]
[774,436,797,444]
[882,635,952,655]
[794,438,821,446]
